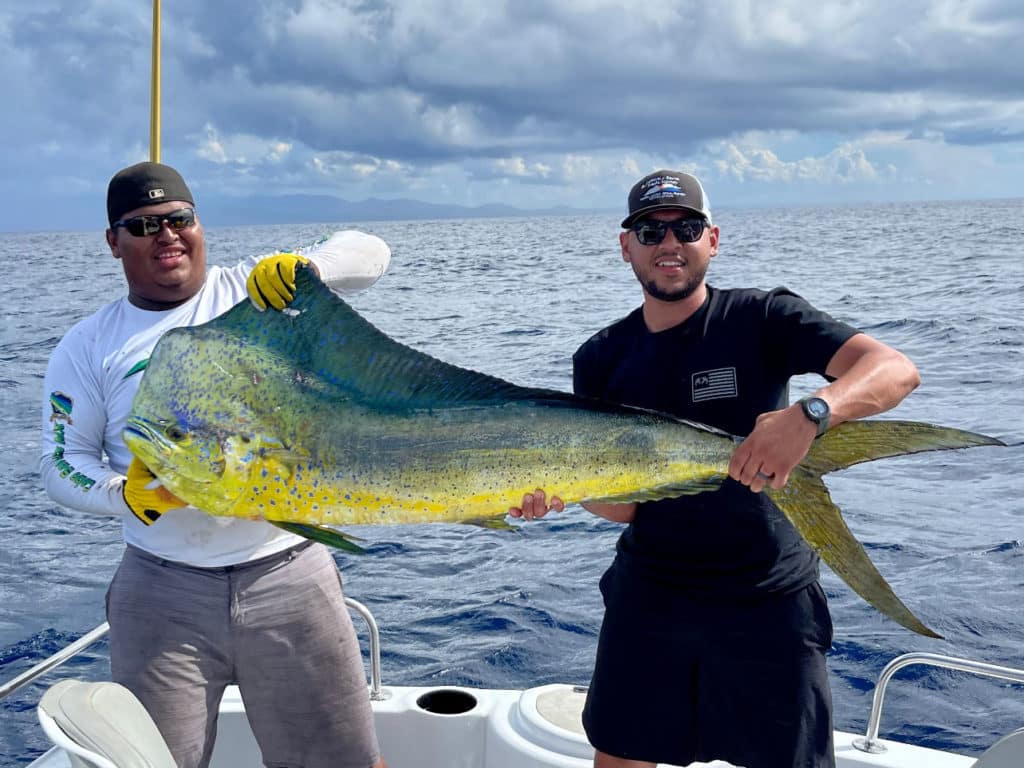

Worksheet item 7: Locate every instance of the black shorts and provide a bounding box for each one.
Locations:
[582,563,835,768]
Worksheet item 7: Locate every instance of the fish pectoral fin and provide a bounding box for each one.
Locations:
[460,516,517,531]
[590,475,725,505]
[269,521,367,554]
[255,450,310,483]
[265,449,309,465]
[767,471,942,639]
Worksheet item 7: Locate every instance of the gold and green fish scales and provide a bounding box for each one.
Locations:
[125,267,1004,637]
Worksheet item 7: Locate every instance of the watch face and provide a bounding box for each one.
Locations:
[806,398,829,419]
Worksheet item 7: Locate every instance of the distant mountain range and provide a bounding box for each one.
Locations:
[200,193,609,226]
[1,192,615,234]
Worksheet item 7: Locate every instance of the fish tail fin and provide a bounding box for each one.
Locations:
[270,521,367,554]
[801,419,1005,476]
[766,419,1001,638]
[767,472,942,638]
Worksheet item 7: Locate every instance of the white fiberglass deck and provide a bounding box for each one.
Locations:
[17,605,1023,768]
[28,680,984,768]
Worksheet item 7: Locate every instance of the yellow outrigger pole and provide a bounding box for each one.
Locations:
[150,0,161,162]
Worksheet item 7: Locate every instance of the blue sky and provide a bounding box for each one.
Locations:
[3,0,1024,231]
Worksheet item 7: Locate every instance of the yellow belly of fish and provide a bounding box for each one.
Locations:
[216,453,714,526]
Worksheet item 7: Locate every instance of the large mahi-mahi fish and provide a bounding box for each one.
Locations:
[125,267,1003,637]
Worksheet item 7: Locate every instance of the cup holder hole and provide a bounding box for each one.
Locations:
[416,689,478,715]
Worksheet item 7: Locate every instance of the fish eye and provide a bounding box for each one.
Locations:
[166,425,187,442]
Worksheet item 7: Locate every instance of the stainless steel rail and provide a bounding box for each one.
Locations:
[345,597,389,701]
[0,622,111,702]
[852,652,1024,754]
[0,598,385,703]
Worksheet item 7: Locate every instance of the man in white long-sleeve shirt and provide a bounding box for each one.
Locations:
[40,162,389,768]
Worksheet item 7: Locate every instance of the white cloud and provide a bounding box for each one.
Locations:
[4,0,1024,229]
[195,124,295,166]
[560,155,599,181]
[493,158,551,179]
[197,125,229,164]
[709,137,881,184]
[309,151,411,182]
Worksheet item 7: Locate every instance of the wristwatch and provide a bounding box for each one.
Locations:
[797,396,831,438]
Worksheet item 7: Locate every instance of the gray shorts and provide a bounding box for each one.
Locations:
[106,541,380,768]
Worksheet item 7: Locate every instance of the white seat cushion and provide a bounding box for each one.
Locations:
[973,726,1024,768]
[38,680,176,768]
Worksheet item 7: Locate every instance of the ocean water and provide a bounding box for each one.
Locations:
[1,200,1022,764]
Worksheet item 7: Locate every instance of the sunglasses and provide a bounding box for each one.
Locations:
[632,217,708,246]
[112,207,197,237]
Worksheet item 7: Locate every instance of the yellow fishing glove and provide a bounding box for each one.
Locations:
[122,457,185,525]
[246,253,311,311]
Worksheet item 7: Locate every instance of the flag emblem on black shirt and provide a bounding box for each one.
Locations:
[692,367,738,402]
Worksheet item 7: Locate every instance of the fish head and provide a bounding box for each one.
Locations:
[125,321,300,514]
[123,415,263,514]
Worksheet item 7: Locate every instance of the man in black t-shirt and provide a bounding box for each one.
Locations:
[510,170,922,768]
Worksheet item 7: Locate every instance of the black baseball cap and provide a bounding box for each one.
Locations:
[621,169,711,228]
[106,162,194,226]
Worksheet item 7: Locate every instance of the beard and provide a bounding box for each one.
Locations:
[633,262,708,303]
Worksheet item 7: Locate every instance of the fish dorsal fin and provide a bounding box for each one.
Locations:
[196,265,557,411]
[173,268,733,426]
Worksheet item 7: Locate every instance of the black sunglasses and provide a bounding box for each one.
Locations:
[112,207,197,237]
[632,217,708,246]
